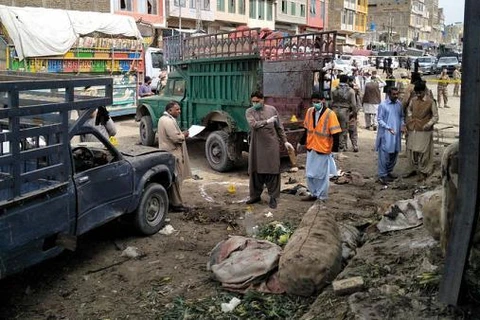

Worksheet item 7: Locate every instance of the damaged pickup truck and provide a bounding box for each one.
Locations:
[0,72,175,279]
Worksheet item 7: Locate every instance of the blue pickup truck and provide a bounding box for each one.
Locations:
[0,72,176,279]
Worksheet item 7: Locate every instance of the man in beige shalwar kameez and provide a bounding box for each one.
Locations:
[245,91,294,209]
[158,101,192,212]
[404,81,439,181]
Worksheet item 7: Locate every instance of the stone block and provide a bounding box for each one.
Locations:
[332,276,365,296]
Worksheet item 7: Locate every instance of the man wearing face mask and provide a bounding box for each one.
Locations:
[375,87,405,185]
[297,93,342,202]
[404,81,439,181]
[245,91,294,209]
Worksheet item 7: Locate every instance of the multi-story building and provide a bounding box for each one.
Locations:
[367,0,443,50]
[246,0,275,29]
[276,0,308,33]
[426,0,442,45]
[436,7,445,44]
[444,22,463,48]
[328,0,367,52]
[165,0,214,30]
[303,0,328,32]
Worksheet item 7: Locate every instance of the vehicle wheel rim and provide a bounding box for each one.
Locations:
[145,194,164,226]
[210,142,223,164]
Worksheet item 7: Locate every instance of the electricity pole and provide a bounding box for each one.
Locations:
[438,0,480,306]
[386,13,394,51]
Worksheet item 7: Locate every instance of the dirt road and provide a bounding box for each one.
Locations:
[0,78,467,319]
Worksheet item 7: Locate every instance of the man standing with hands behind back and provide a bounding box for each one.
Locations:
[245,91,294,209]
[158,101,192,212]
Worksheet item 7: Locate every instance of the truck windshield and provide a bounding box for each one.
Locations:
[151,51,165,69]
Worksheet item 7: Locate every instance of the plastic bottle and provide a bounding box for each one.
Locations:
[227,183,236,195]
[244,206,257,237]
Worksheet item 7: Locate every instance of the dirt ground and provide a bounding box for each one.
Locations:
[0,80,473,319]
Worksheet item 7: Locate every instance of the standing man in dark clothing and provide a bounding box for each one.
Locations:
[331,75,357,152]
[375,57,381,70]
[384,68,396,99]
[348,76,361,152]
[414,58,420,73]
[245,91,294,209]
[406,57,411,71]
[387,57,393,70]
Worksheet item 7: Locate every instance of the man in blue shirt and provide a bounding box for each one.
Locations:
[375,87,405,185]
[139,76,154,97]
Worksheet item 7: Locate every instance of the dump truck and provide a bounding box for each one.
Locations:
[0,72,176,279]
[136,28,337,171]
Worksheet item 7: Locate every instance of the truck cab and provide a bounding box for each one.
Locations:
[0,72,176,279]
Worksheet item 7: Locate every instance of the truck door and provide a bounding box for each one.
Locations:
[71,133,133,235]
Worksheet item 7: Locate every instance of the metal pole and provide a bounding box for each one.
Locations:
[179,0,182,32]
[322,0,326,30]
[438,0,480,306]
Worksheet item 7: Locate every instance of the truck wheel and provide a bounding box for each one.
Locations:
[140,115,155,146]
[134,183,168,235]
[205,131,234,172]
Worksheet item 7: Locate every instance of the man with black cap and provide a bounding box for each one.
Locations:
[139,76,154,97]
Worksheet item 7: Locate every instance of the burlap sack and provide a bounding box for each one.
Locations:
[278,202,342,296]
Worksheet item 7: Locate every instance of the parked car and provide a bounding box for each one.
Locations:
[417,56,437,75]
[350,56,370,69]
[436,56,460,75]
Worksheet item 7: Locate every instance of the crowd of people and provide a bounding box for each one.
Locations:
[152,63,460,211]
[326,65,454,186]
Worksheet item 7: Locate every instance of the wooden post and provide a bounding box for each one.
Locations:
[438,0,480,306]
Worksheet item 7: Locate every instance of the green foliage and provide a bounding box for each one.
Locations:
[256,222,296,247]
[159,291,314,320]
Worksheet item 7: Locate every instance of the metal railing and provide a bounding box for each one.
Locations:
[164,29,337,64]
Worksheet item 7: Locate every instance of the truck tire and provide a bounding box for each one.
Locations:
[134,183,168,235]
[140,115,155,146]
[205,130,234,172]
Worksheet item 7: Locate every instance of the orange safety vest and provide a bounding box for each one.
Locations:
[303,107,342,154]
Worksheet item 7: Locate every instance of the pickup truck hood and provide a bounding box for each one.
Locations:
[117,144,163,157]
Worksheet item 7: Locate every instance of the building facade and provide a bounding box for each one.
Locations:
[367,0,445,51]
[328,0,367,52]
[304,0,328,32]
[444,22,463,49]
[0,0,110,12]
[276,0,308,33]
[111,0,166,29]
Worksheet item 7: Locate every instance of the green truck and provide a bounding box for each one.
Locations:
[136,28,337,171]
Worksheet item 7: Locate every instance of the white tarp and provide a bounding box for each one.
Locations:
[0,5,143,60]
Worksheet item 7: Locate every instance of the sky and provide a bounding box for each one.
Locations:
[439,0,465,24]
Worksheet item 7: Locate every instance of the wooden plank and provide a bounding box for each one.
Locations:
[438,0,480,306]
